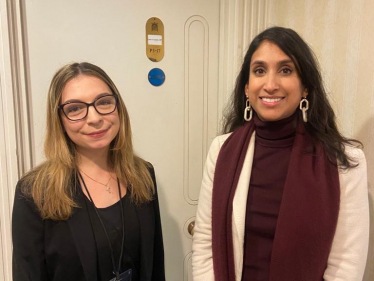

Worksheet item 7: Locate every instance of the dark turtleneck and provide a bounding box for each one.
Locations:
[241,112,297,281]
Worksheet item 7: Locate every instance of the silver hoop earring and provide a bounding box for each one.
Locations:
[244,99,252,121]
[299,98,309,123]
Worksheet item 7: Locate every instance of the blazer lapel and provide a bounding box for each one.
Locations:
[232,132,255,278]
[135,201,154,281]
[68,190,98,281]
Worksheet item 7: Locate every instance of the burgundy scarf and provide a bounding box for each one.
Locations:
[212,119,340,281]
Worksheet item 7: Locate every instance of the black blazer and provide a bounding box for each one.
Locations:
[12,167,165,281]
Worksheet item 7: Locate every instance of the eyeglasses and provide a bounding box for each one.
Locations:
[59,94,118,121]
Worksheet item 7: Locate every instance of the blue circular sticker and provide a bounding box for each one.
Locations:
[148,68,165,86]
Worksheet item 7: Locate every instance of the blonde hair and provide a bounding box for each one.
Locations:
[21,62,154,220]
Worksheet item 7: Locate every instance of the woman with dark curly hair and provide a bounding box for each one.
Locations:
[192,27,369,281]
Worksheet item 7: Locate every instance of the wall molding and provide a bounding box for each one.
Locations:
[0,0,33,279]
[0,1,17,279]
[183,15,210,205]
[6,0,34,174]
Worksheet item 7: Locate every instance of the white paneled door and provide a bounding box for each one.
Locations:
[1,0,221,280]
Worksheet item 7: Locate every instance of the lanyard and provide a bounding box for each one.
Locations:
[78,172,125,280]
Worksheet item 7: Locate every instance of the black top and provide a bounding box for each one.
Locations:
[12,165,165,281]
[242,112,297,281]
[84,191,141,281]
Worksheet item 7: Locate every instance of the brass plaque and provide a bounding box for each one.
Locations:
[146,17,164,62]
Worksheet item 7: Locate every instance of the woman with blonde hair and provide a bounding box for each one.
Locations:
[12,62,165,281]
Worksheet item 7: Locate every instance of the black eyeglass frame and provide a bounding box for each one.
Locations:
[58,94,118,121]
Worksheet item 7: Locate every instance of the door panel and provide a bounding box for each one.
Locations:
[24,1,219,279]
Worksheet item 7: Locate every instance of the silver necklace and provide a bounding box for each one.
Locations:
[81,170,112,194]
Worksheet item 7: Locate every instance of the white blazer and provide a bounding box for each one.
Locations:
[192,133,369,281]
